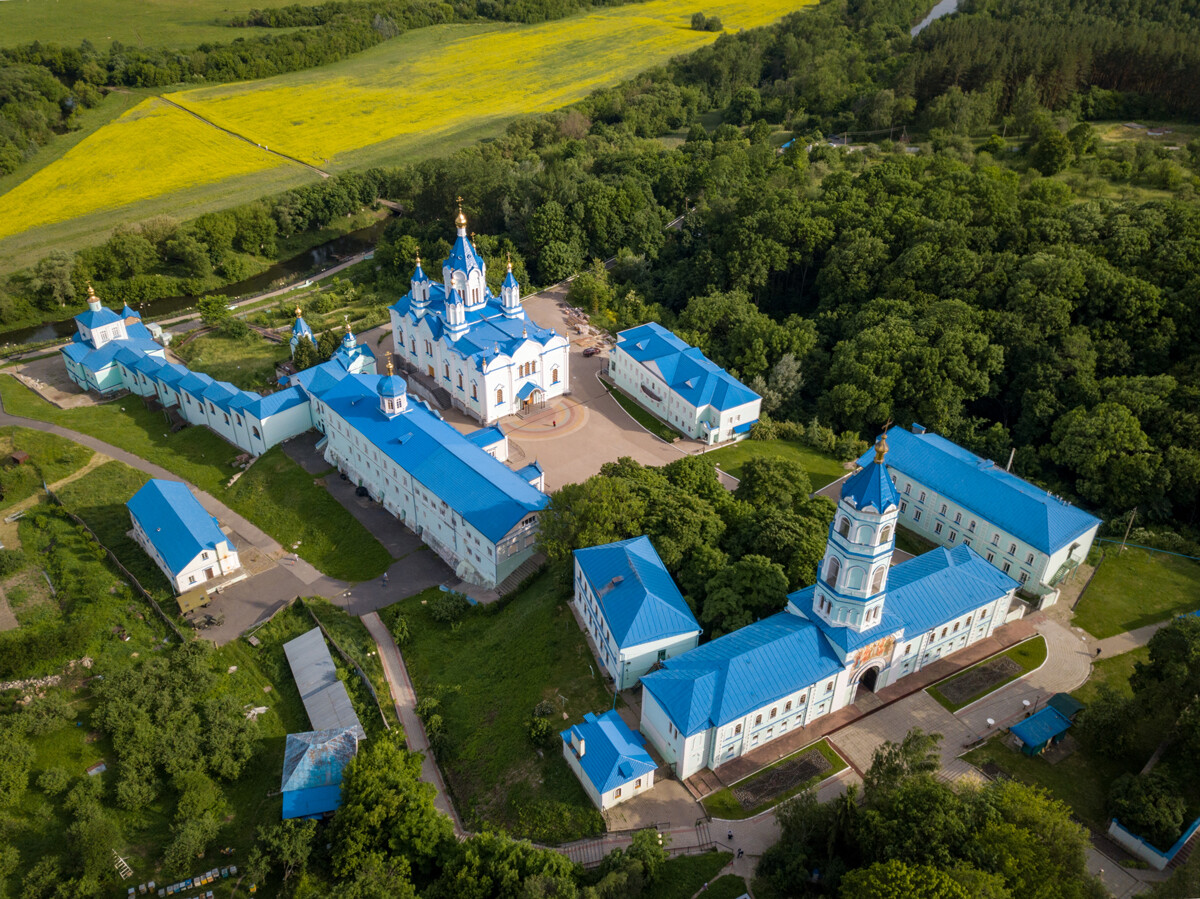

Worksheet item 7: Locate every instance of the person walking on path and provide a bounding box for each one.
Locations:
[727,829,733,842]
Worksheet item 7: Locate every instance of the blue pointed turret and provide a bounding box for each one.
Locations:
[121,304,141,320]
[377,357,408,417]
[341,321,356,349]
[444,201,485,278]
[289,307,315,358]
[412,256,428,284]
[502,266,518,291]
[842,432,900,513]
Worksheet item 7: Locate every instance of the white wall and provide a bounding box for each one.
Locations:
[130,516,240,595]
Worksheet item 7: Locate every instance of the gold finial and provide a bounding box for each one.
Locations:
[344,314,352,334]
[506,252,513,272]
[386,352,394,376]
[415,247,421,266]
[87,282,97,299]
[874,419,892,463]
[455,196,467,228]
[295,306,302,318]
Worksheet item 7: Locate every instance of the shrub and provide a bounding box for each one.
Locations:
[533,700,556,718]
[428,591,471,625]
[415,696,440,720]
[690,12,707,29]
[21,691,73,736]
[704,15,723,31]
[36,767,70,796]
[216,317,252,340]
[527,716,555,747]
[0,549,26,577]
[1109,772,1186,850]
[391,615,410,644]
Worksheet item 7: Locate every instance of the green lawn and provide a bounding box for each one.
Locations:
[603,380,682,441]
[303,596,400,732]
[1074,645,1150,705]
[927,636,1048,712]
[1074,547,1200,638]
[0,425,93,509]
[701,739,847,820]
[705,438,846,489]
[894,525,938,558]
[173,330,291,392]
[381,573,613,843]
[703,874,751,899]
[642,852,733,899]
[0,376,391,580]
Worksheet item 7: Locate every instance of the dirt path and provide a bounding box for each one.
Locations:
[360,610,465,834]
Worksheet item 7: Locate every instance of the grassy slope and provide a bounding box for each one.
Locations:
[1074,547,1200,639]
[927,636,1048,712]
[0,376,391,580]
[0,0,302,48]
[0,0,812,265]
[604,380,681,441]
[0,425,93,509]
[304,596,401,731]
[383,574,612,842]
[174,330,291,392]
[643,852,733,899]
[705,438,847,489]
[702,738,847,820]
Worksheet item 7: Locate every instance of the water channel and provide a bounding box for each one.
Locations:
[2,216,392,347]
[911,0,959,36]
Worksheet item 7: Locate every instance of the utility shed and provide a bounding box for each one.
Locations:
[283,627,365,740]
[281,728,359,819]
[1010,706,1072,756]
[1047,692,1085,722]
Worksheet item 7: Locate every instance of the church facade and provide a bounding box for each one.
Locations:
[639,434,1021,780]
[388,208,570,425]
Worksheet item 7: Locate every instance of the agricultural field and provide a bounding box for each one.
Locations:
[0,0,811,262]
[0,0,302,48]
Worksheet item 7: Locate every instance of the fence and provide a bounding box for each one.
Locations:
[1108,815,1200,871]
[44,486,185,642]
[298,597,390,733]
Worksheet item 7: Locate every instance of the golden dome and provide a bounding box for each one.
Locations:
[455,196,467,228]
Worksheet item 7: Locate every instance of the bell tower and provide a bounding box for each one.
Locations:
[813,431,900,633]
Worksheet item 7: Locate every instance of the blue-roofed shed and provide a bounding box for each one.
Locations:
[1010,706,1072,755]
[561,710,656,810]
[281,728,359,819]
[573,536,701,690]
[126,480,242,595]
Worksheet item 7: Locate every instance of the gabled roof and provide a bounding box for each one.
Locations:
[464,426,505,449]
[444,233,485,276]
[880,544,1019,635]
[561,711,656,795]
[61,334,162,369]
[248,385,309,419]
[641,613,844,735]
[281,728,358,793]
[1010,705,1071,748]
[616,323,760,412]
[283,628,365,739]
[861,426,1100,554]
[126,479,228,576]
[306,373,548,542]
[574,536,700,650]
[842,457,899,513]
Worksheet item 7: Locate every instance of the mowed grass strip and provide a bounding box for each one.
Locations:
[1074,546,1200,638]
[0,97,285,241]
[926,636,1047,712]
[0,376,392,580]
[705,438,847,489]
[384,574,612,842]
[174,330,292,392]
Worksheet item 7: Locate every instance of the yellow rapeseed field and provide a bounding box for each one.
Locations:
[171,0,807,166]
[0,98,283,241]
[0,0,809,243]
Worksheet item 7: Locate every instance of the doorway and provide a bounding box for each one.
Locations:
[860,666,881,693]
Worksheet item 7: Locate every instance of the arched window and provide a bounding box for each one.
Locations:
[879,526,893,545]
[410,339,416,353]
[457,373,463,390]
[252,426,261,439]
[496,388,504,404]
[871,567,886,592]
[472,383,478,400]
[824,557,840,587]
[531,360,537,373]
[398,329,404,345]
[845,567,865,590]
[856,525,872,544]
[837,518,851,539]
[444,363,450,379]
[552,367,559,384]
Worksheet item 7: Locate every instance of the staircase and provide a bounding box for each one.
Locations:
[683,768,724,800]
[496,554,546,596]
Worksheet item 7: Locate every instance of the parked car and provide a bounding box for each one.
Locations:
[582,346,601,357]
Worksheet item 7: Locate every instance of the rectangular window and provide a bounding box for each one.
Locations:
[734,724,742,735]
[904,643,912,655]
[635,778,642,789]
[949,531,957,543]
[964,537,972,547]
[825,682,834,693]
[913,510,922,522]
[934,522,943,535]
[615,788,622,798]
[900,501,908,513]
[1026,552,1035,564]
[919,491,927,502]
[986,552,995,563]
[1003,562,1012,573]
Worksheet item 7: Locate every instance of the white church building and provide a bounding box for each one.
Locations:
[388,207,570,424]
[639,433,1021,780]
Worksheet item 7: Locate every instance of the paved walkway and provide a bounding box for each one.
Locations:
[361,610,464,834]
[1095,621,1169,657]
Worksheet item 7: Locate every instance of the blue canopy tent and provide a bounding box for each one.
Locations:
[1010,706,1072,756]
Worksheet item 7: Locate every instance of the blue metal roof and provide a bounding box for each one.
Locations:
[641,612,844,735]
[788,544,1016,656]
[61,333,162,369]
[503,268,519,290]
[412,260,429,283]
[516,461,543,482]
[842,457,899,513]
[75,306,122,329]
[126,479,228,577]
[282,785,344,819]
[248,385,308,419]
[306,373,548,542]
[290,315,315,347]
[444,234,485,276]
[616,323,760,412]
[464,426,505,449]
[376,372,406,398]
[574,536,700,650]
[560,711,656,795]
[516,381,540,401]
[121,305,141,319]
[861,426,1100,554]
[1010,706,1071,749]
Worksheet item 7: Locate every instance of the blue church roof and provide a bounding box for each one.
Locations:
[641,612,844,735]
[291,315,315,347]
[862,426,1101,554]
[281,728,358,819]
[842,454,899,513]
[561,711,656,795]
[75,306,122,329]
[616,323,760,412]
[464,426,505,449]
[126,479,228,577]
[574,536,700,650]
[445,233,484,276]
[304,373,548,542]
[503,267,519,290]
